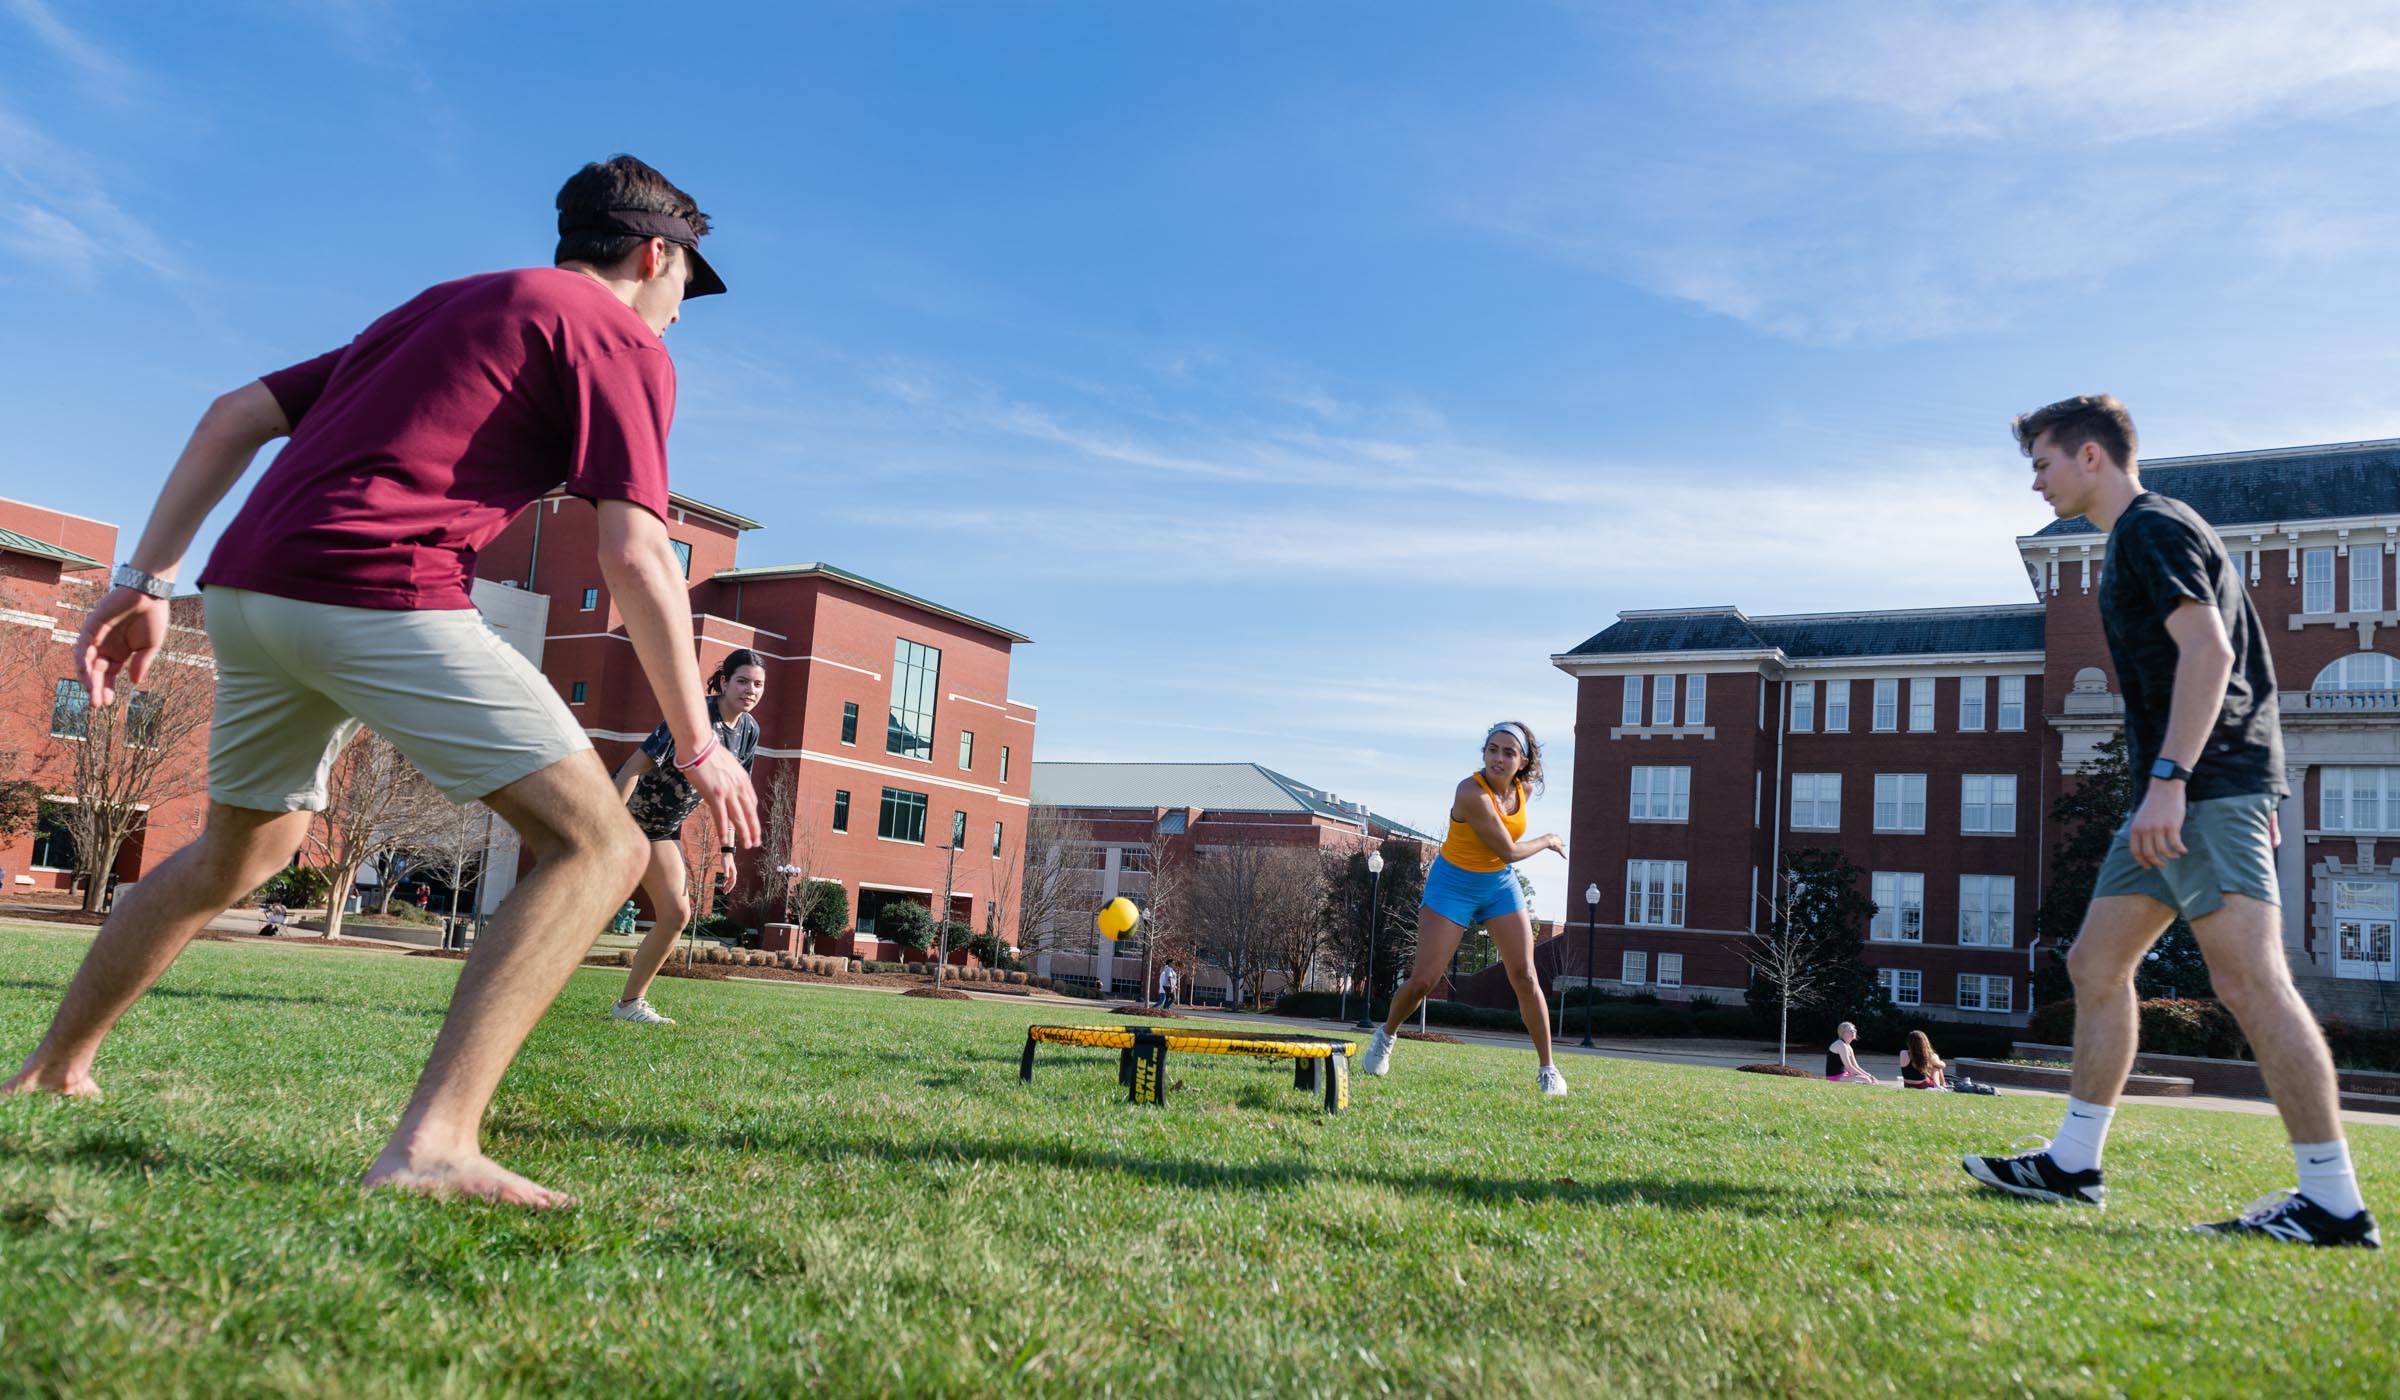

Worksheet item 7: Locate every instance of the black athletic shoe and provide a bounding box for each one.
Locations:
[1962,1137,2106,1205]
[2192,1190,2382,1248]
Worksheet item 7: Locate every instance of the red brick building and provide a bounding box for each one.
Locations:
[1554,441,2400,1028]
[0,497,215,899]
[1028,761,1439,1000]
[477,490,1037,956]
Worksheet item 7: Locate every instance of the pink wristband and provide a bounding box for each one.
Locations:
[675,735,718,771]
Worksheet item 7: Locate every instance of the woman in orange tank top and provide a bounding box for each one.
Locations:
[1362,722,1572,1096]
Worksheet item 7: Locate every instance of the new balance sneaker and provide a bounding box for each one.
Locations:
[2192,1190,2382,1248]
[1362,1026,1395,1077]
[1962,1136,2106,1205]
[611,997,675,1026]
[1536,1064,1569,1098]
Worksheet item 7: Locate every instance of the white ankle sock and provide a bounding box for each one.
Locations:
[2293,1140,2367,1219]
[2049,1097,2116,1174]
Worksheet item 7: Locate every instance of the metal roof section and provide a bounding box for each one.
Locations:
[1559,603,2044,663]
[713,561,1032,644]
[0,526,102,569]
[668,491,764,532]
[2029,439,2400,539]
[1030,761,1439,843]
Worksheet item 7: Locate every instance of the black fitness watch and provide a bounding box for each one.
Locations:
[2149,757,2194,784]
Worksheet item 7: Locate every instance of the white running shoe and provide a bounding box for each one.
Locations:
[1537,1064,1569,1097]
[1362,1026,1396,1077]
[611,997,675,1025]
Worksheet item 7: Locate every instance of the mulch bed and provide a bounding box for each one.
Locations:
[1738,1063,1818,1077]
[3,906,107,926]
[1398,1029,1463,1044]
[1110,1004,1187,1019]
[903,987,972,1001]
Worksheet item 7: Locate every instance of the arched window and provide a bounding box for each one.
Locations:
[2307,653,2400,709]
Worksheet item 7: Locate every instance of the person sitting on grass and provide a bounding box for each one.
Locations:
[1362,721,1571,1097]
[1899,1029,1946,1090]
[1825,1022,1878,1085]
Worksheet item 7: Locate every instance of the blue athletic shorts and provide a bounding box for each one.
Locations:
[1420,855,1525,927]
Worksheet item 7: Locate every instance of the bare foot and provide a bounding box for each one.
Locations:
[362,1146,577,1209]
[0,1063,102,1099]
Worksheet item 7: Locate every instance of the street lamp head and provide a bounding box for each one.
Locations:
[1584,883,1601,907]
[1366,850,1385,875]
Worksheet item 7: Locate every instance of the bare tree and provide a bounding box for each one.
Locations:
[1015,804,1094,966]
[1186,837,1323,1009]
[0,582,55,841]
[305,730,454,939]
[411,798,498,945]
[746,760,816,928]
[1269,854,1332,994]
[44,652,213,912]
[1744,848,1881,1066]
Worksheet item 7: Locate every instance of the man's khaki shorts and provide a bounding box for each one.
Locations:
[204,587,592,812]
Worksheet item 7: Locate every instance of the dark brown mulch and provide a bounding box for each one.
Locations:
[3,906,107,926]
[408,948,471,962]
[903,986,973,1001]
[192,931,396,954]
[1738,1063,1818,1077]
[1397,1029,1463,1044]
[1110,1004,1187,1019]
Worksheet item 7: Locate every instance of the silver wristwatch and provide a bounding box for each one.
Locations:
[111,564,173,599]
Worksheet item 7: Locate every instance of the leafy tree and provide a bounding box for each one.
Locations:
[1323,842,1428,1009]
[2035,729,2214,1004]
[1746,847,1885,1063]
[801,880,850,940]
[878,899,935,951]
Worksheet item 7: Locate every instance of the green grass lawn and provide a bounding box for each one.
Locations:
[0,922,2391,1398]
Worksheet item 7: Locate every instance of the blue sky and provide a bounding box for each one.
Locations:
[8,1,2400,919]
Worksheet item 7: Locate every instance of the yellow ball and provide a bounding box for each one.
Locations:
[1096,897,1140,940]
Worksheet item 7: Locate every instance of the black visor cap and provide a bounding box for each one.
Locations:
[559,208,726,297]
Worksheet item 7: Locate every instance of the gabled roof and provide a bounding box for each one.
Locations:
[2033,439,2400,538]
[712,561,1030,644]
[0,526,101,569]
[1029,761,1438,843]
[1560,603,2044,662]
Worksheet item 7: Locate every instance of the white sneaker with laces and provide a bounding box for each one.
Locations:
[1362,1026,1396,1077]
[611,997,675,1025]
[1537,1064,1569,1097]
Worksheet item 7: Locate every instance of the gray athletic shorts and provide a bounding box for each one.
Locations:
[205,587,592,812]
[2092,791,2280,921]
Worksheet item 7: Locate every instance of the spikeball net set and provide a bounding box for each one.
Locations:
[1015,896,1356,1113]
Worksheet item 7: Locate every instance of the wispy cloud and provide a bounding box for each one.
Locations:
[4,0,140,97]
[0,102,188,286]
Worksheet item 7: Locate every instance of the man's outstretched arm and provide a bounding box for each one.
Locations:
[78,382,290,704]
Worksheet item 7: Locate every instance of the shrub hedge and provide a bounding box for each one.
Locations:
[1270,989,2019,1057]
[2022,996,2400,1071]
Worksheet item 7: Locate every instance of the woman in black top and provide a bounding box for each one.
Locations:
[1824,1020,1878,1084]
[609,649,766,1024]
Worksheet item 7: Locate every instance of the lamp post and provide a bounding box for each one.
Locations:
[1356,848,1385,1030]
[1579,881,1601,1049]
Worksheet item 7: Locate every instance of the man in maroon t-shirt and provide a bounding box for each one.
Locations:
[2,156,759,1211]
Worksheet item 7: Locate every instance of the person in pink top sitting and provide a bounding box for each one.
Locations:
[1,156,760,1210]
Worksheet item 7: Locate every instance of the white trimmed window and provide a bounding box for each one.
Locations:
[1651,673,1677,727]
[1957,974,2013,1012]
[1908,678,1935,732]
[2313,652,2400,699]
[1621,950,1649,984]
[2333,880,2398,982]
[1871,871,1924,943]
[1790,773,1841,831]
[2354,548,2385,614]
[1629,766,1691,822]
[1959,677,1986,731]
[1622,675,1645,727]
[1625,860,1688,928]
[1655,952,1683,988]
[1790,681,1815,732]
[2304,547,2336,615]
[1958,875,2016,947]
[1961,774,2017,834]
[2323,767,2400,834]
[1685,674,1708,727]
[1998,674,2026,730]
[1873,773,1926,833]
[1872,678,1899,732]
[1877,968,1922,1007]
[1824,680,1850,732]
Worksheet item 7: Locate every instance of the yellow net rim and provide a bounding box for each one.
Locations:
[1026,1024,1357,1059]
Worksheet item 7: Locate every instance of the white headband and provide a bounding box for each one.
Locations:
[1487,722,1530,752]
